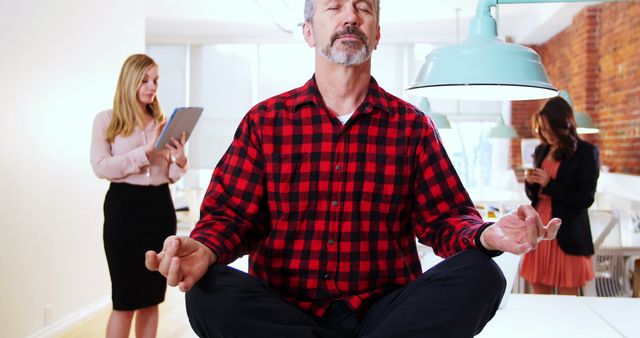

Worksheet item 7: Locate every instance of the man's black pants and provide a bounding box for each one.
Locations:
[186,249,506,338]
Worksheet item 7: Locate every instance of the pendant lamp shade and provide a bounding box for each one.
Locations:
[558,90,599,134]
[419,98,451,129]
[575,112,599,134]
[489,116,518,138]
[407,0,558,101]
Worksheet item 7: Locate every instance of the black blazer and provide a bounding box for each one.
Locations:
[525,139,600,256]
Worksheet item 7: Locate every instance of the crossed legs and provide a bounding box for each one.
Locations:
[186,250,505,338]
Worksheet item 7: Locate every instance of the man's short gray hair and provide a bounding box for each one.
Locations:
[304,0,380,23]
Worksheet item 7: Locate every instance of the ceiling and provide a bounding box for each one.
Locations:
[145,0,600,45]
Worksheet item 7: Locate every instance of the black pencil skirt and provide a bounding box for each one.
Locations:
[103,182,177,311]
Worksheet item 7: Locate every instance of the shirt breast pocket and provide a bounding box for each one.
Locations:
[264,152,311,214]
[361,153,412,214]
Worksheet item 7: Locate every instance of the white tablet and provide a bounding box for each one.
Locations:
[155,107,204,149]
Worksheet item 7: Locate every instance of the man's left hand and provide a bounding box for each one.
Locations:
[480,204,561,254]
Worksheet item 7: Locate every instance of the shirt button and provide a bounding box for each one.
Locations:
[335,164,342,171]
[328,239,335,245]
[323,273,330,280]
[331,201,338,207]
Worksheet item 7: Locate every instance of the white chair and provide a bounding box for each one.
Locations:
[584,209,631,297]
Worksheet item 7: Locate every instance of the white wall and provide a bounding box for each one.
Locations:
[0,1,144,336]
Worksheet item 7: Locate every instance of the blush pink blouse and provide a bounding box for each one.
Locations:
[90,109,187,186]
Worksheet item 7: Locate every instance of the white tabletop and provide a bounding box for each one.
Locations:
[580,296,640,338]
[476,294,633,338]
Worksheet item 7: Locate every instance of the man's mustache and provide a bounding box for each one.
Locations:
[330,26,368,45]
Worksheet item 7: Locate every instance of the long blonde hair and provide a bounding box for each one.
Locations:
[106,54,164,142]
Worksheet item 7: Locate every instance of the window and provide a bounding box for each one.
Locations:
[147,42,514,193]
[439,120,498,189]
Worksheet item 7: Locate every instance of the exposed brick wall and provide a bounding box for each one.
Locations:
[511,99,541,167]
[597,3,640,174]
[510,2,640,176]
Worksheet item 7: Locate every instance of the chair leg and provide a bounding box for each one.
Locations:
[633,259,640,298]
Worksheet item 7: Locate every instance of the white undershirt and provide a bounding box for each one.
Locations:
[337,112,354,125]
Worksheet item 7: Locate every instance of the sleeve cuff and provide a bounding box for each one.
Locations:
[474,222,503,257]
[190,234,230,265]
[133,146,150,167]
[541,177,558,195]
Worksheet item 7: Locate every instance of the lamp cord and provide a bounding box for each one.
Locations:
[456,8,461,114]
[252,0,293,34]
[496,4,500,37]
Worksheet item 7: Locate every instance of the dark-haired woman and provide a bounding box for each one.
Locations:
[520,96,600,296]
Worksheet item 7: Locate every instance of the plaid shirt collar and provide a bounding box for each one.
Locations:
[291,74,395,117]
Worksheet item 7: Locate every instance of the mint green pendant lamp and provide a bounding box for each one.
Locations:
[419,98,451,129]
[575,112,599,134]
[489,115,519,138]
[408,0,603,101]
[558,90,600,134]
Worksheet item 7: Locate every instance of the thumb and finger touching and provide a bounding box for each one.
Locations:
[144,250,160,271]
[490,205,561,255]
[167,256,183,287]
[542,217,562,239]
[157,237,181,277]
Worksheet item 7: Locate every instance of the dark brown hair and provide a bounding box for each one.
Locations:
[531,96,579,161]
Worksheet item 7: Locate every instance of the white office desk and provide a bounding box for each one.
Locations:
[476,294,640,338]
[581,297,640,338]
[220,255,640,337]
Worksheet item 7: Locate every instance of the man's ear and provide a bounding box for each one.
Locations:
[302,21,315,47]
[373,25,381,50]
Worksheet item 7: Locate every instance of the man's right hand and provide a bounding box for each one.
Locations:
[145,235,217,292]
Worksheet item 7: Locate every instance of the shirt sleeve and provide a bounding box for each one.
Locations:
[189,113,268,264]
[411,117,490,258]
[90,111,150,180]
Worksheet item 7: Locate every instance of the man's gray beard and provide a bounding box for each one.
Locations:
[320,41,371,66]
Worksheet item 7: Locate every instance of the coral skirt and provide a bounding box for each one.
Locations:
[520,239,594,288]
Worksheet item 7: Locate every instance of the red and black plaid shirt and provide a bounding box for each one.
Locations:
[191,76,491,317]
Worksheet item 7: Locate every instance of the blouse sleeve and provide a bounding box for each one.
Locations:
[90,110,150,180]
[168,158,188,183]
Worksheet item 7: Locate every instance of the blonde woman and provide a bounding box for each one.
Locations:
[91,54,188,338]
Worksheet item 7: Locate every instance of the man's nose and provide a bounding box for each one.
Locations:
[342,4,360,27]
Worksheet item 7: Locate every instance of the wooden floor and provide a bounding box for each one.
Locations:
[57,286,196,338]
